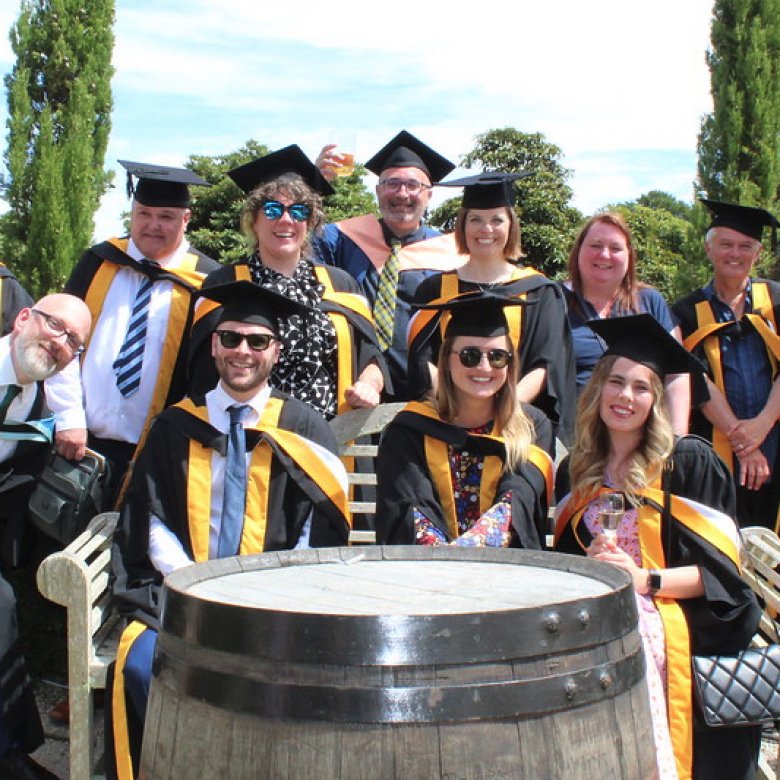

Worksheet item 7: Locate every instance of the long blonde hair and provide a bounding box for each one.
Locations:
[434,334,534,470]
[569,354,674,505]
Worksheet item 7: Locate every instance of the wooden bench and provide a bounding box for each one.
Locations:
[330,402,405,544]
[37,511,121,780]
[740,526,780,780]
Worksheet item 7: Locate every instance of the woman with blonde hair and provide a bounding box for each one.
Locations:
[555,314,761,780]
[408,172,575,446]
[377,291,553,548]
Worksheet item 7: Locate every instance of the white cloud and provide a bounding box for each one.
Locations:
[1,0,716,239]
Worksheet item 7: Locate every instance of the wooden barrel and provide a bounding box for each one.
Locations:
[140,546,655,779]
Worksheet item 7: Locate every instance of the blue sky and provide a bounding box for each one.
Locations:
[0,0,715,239]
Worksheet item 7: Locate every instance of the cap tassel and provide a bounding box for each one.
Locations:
[125,172,135,199]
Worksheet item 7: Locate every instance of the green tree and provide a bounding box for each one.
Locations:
[186,141,375,265]
[429,128,582,278]
[2,0,115,295]
[697,0,780,207]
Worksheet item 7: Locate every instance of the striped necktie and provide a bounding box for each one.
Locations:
[113,266,155,397]
[217,404,250,558]
[373,239,401,351]
[0,384,22,423]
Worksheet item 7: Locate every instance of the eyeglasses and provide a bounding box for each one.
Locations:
[216,330,278,352]
[377,178,431,194]
[31,309,85,355]
[453,347,513,369]
[261,200,311,222]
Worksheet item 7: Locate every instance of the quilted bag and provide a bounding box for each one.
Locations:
[691,645,780,727]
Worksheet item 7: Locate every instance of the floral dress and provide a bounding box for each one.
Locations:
[583,496,679,780]
[413,423,513,547]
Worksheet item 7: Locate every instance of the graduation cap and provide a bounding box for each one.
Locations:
[587,313,701,379]
[701,198,778,253]
[227,144,334,197]
[118,160,210,208]
[415,287,532,339]
[365,130,455,183]
[437,172,529,209]
[198,281,313,335]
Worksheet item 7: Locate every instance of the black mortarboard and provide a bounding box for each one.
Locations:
[199,281,312,335]
[415,287,532,339]
[588,314,701,379]
[365,130,455,183]
[227,144,334,197]
[437,172,529,209]
[701,198,778,252]
[118,160,210,208]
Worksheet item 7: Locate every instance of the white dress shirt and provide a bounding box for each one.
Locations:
[0,334,38,462]
[45,237,193,442]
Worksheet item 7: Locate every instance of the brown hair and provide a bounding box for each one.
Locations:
[240,173,324,254]
[454,206,523,259]
[567,212,640,312]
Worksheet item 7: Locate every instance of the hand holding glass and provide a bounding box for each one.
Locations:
[597,492,624,543]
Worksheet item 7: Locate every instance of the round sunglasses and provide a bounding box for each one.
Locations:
[216,330,278,351]
[453,346,513,369]
[261,200,311,222]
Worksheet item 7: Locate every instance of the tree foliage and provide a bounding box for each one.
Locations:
[185,141,376,264]
[697,0,780,206]
[428,128,582,279]
[2,0,115,295]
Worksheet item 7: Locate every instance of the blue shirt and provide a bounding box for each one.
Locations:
[566,286,676,392]
[702,279,778,468]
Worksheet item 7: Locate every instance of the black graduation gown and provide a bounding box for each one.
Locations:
[555,436,761,780]
[189,260,388,413]
[409,270,576,446]
[375,402,552,549]
[111,389,350,630]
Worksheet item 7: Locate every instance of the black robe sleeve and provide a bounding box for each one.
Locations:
[0,267,33,336]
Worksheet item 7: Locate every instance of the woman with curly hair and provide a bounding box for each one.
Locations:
[377,291,553,548]
[565,211,689,434]
[555,314,761,780]
[194,145,387,419]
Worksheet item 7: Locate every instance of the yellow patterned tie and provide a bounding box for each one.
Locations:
[373,239,401,351]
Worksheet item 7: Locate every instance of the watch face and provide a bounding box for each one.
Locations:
[649,571,662,592]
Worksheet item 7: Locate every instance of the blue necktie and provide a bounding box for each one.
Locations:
[217,404,250,558]
[113,268,155,397]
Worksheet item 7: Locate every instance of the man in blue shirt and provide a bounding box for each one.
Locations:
[673,199,780,529]
[312,130,461,400]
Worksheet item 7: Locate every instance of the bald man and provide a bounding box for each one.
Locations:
[0,293,90,779]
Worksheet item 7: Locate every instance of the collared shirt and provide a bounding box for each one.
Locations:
[147,383,314,575]
[45,237,192,442]
[702,279,778,468]
[0,334,38,462]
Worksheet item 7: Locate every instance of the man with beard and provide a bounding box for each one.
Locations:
[0,293,91,780]
[107,282,350,780]
[313,130,463,400]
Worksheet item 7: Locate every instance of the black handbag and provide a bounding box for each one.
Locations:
[691,645,780,727]
[27,447,108,546]
[658,447,780,727]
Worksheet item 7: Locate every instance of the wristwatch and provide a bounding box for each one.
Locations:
[647,569,662,596]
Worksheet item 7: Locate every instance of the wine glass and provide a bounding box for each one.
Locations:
[597,492,624,543]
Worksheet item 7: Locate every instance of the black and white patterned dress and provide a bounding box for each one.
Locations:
[248,253,338,418]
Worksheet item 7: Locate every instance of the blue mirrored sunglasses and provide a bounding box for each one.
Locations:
[262,200,311,222]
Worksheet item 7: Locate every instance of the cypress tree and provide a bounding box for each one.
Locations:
[697,0,780,206]
[2,0,115,295]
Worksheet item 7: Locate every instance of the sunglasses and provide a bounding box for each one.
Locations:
[216,330,278,351]
[453,347,513,369]
[261,200,311,222]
